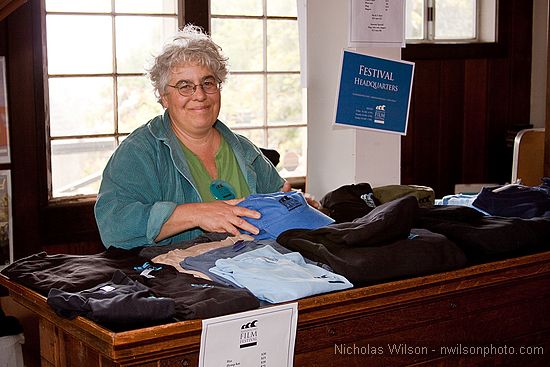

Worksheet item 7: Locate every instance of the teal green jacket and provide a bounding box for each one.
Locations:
[94,111,285,249]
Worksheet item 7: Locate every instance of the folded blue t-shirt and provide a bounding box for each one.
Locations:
[237,191,334,240]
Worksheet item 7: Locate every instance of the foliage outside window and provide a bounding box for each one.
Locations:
[45,0,177,198]
[210,0,307,179]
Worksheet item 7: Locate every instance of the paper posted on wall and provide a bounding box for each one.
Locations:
[334,49,414,135]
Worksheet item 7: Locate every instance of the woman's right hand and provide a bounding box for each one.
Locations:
[192,199,261,236]
[156,199,261,241]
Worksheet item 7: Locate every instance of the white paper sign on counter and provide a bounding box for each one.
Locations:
[199,303,298,367]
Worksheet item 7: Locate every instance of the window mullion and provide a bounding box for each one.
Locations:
[427,0,434,41]
[262,0,268,146]
[111,5,119,141]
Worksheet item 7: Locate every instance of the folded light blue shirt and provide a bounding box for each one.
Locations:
[181,239,334,286]
[94,111,284,249]
[209,245,353,303]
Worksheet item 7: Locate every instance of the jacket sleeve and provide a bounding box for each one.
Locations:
[94,138,176,249]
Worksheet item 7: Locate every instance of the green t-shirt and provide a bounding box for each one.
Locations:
[181,136,251,202]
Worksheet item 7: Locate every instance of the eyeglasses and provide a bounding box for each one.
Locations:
[168,77,220,97]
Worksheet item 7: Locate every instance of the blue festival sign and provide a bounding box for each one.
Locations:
[334,50,414,135]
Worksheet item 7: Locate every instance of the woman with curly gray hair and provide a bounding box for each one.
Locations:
[95,24,289,250]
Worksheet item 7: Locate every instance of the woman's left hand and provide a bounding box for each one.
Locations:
[281,181,322,210]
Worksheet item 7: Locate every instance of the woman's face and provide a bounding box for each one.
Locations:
[161,63,221,137]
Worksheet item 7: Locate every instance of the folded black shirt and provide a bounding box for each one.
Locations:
[311,195,419,247]
[47,270,175,324]
[416,205,550,262]
[319,182,379,223]
[277,196,466,284]
[472,183,550,219]
[277,227,466,285]
[2,247,261,326]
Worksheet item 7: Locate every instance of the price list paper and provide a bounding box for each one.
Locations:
[199,303,298,367]
[349,0,406,47]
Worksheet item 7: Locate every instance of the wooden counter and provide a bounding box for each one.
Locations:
[1,251,550,366]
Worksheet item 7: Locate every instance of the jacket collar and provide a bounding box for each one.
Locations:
[147,110,259,185]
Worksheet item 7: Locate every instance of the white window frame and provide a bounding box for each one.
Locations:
[44,2,179,199]
[209,2,307,179]
[407,0,497,43]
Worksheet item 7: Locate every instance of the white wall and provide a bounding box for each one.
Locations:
[306,0,402,199]
[530,0,548,128]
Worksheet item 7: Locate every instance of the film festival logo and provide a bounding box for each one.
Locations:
[278,195,302,212]
[240,319,259,349]
[374,104,386,124]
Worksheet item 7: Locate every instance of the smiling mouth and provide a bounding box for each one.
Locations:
[189,105,210,111]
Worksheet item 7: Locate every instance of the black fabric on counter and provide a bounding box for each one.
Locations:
[319,182,379,223]
[472,183,550,219]
[416,205,550,262]
[314,195,419,247]
[277,196,466,284]
[140,268,260,320]
[277,227,466,285]
[0,247,146,294]
[47,270,175,324]
[1,247,260,324]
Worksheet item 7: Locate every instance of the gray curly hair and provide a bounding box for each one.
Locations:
[148,24,229,105]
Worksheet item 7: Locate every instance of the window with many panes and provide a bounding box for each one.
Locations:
[45,0,177,198]
[45,0,305,199]
[209,0,306,180]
